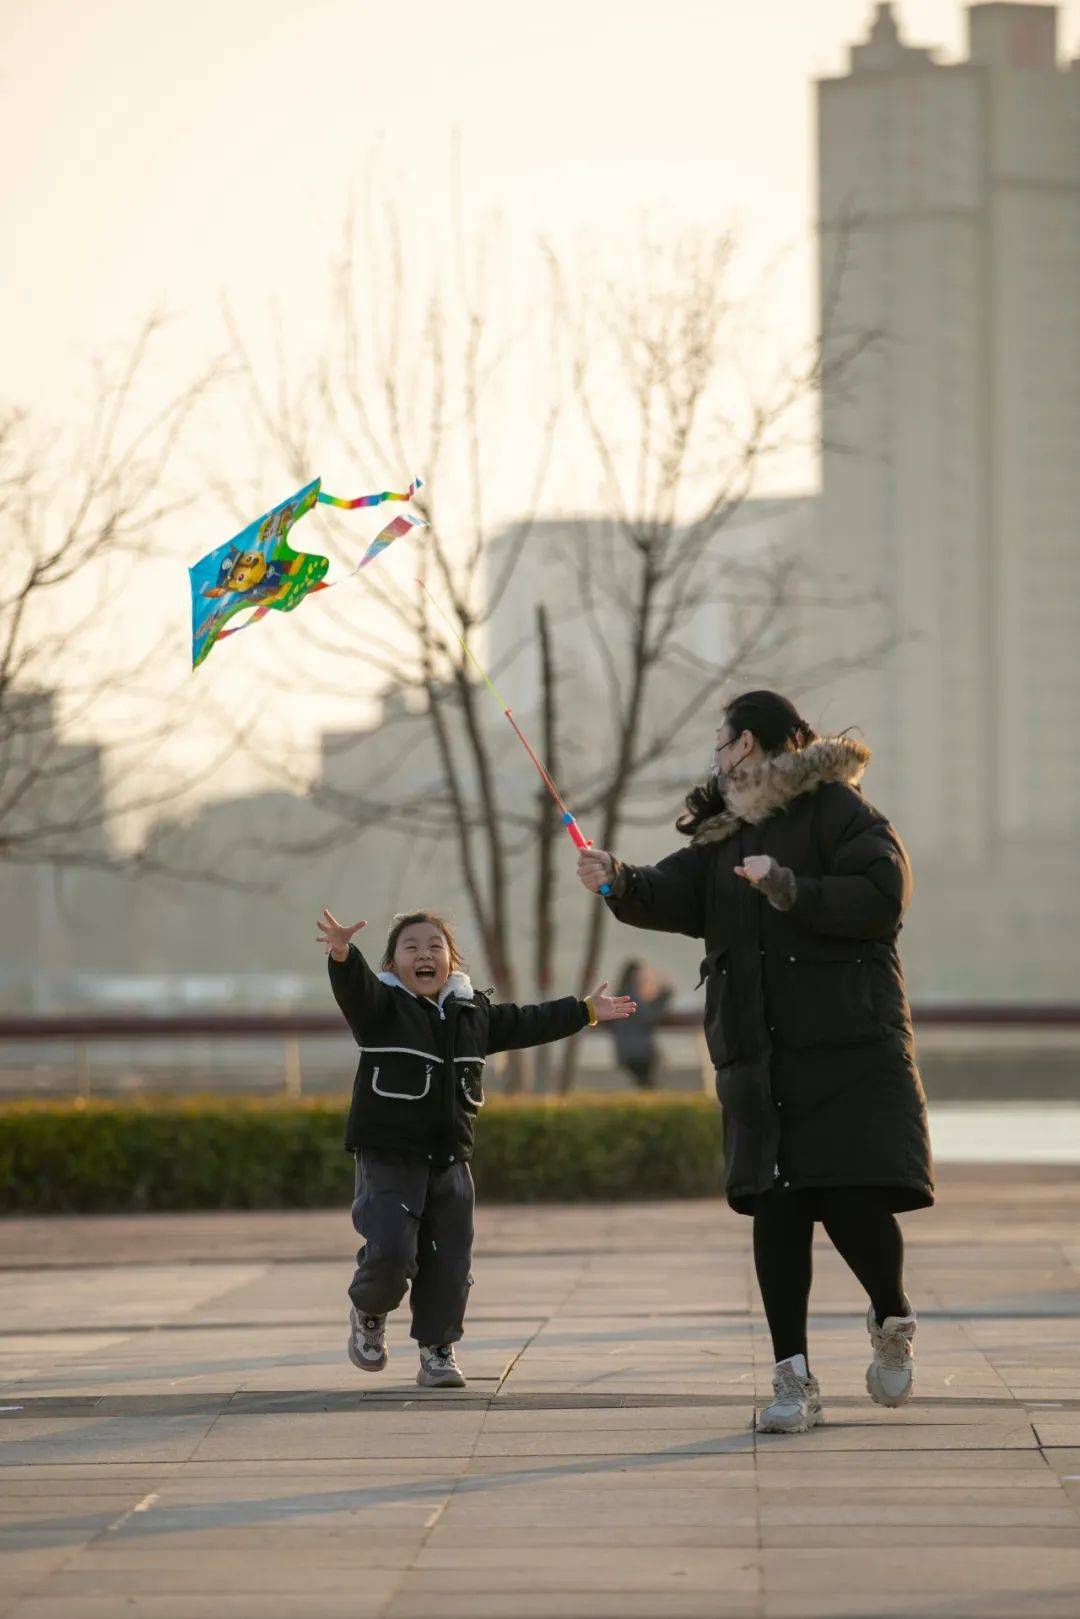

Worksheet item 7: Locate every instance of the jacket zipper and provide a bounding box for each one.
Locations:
[423,997,460,1163]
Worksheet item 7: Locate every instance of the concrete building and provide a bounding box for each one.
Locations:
[474,501,824,998]
[816,2,1080,860]
[485,498,821,802]
[0,690,120,1010]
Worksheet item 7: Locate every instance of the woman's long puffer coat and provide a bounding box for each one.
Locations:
[606,738,934,1214]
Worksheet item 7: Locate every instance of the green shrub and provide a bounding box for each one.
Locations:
[0,1094,723,1213]
[474,1094,724,1202]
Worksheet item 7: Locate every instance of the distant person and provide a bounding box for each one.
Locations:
[611,958,674,1089]
[577,690,933,1436]
[317,906,636,1389]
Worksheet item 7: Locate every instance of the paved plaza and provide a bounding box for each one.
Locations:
[2,1165,1080,1618]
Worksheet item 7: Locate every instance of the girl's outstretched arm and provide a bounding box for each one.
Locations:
[317,910,391,1043]
[487,981,637,1053]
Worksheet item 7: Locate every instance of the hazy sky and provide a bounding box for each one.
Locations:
[4,0,1079,827]
[8,0,1077,415]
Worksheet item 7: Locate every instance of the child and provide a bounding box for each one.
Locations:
[317,905,637,1389]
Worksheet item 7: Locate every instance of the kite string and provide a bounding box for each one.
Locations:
[502,708,573,822]
[415,578,610,896]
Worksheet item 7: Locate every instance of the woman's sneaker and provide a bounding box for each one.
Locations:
[347,1308,387,1372]
[417,1343,466,1389]
[756,1355,823,1434]
[866,1307,916,1406]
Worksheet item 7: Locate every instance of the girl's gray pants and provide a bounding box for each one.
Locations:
[348,1150,475,1345]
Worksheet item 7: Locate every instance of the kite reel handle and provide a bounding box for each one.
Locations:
[563,813,612,897]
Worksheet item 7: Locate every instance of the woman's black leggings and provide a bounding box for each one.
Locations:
[753,1186,912,1366]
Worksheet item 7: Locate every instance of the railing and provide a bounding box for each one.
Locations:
[3,1004,1080,1039]
[1,1006,1078,1100]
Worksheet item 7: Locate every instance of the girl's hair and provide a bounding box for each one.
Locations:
[381,910,465,971]
[675,689,820,839]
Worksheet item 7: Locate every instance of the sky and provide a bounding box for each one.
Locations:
[3,0,1079,827]
[10,0,1078,417]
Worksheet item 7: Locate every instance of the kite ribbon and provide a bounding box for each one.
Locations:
[418,579,612,897]
[356,511,424,571]
[317,476,423,511]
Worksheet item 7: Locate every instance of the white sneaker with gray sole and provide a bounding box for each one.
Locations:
[756,1355,823,1434]
[347,1308,387,1373]
[417,1343,466,1389]
[866,1307,916,1407]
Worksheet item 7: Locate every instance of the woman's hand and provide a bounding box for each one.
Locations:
[588,980,637,1022]
[734,855,797,911]
[316,909,367,963]
[578,848,614,893]
[734,855,774,887]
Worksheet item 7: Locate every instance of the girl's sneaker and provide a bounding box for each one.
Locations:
[417,1343,466,1389]
[347,1308,387,1372]
[756,1355,823,1434]
[866,1307,916,1407]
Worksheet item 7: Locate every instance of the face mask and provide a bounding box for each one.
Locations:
[712,746,739,780]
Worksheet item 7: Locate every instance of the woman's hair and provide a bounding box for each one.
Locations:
[722,690,818,756]
[675,689,819,839]
[381,910,465,972]
[675,776,728,839]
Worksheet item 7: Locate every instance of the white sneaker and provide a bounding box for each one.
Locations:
[417,1343,466,1389]
[756,1354,823,1434]
[347,1308,387,1372]
[866,1307,916,1407]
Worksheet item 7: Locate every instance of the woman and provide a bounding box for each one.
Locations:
[578,690,933,1435]
[612,959,674,1089]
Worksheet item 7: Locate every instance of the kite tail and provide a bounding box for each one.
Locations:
[317,476,423,511]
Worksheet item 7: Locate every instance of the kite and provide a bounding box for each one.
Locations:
[418,580,612,896]
[190,477,425,668]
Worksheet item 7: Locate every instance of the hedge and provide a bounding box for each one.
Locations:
[0,1094,724,1214]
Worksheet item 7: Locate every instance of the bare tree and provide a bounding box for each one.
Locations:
[531,602,559,1092]
[229,203,877,1090]
[0,318,228,875]
[541,230,876,1088]
[225,192,562,1087]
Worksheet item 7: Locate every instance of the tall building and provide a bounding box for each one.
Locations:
[486,498,820,788]
[816,2,1080,861]
[0,689,117,1009]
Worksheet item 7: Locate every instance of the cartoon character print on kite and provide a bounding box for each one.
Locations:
[201,548,302,607]
[258,503,298,545]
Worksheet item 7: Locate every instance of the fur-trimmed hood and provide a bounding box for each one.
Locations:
[693,736,871,846]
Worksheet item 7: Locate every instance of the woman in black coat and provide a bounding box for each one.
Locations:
[577,690,934,1435]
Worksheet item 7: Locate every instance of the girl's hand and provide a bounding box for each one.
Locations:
[316,909,366,963]
[734,855,774,887]
[589,979,637,1023]
[578,848,614,893]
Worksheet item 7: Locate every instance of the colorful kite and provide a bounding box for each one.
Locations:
[190,477,424,668]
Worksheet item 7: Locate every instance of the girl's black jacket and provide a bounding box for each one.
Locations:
[329,945,589,1165]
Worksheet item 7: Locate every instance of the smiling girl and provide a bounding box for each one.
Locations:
[317,906,635,1388]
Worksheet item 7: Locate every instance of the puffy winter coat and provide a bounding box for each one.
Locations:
[329,946,589,1165]
[606,738,934,1214]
